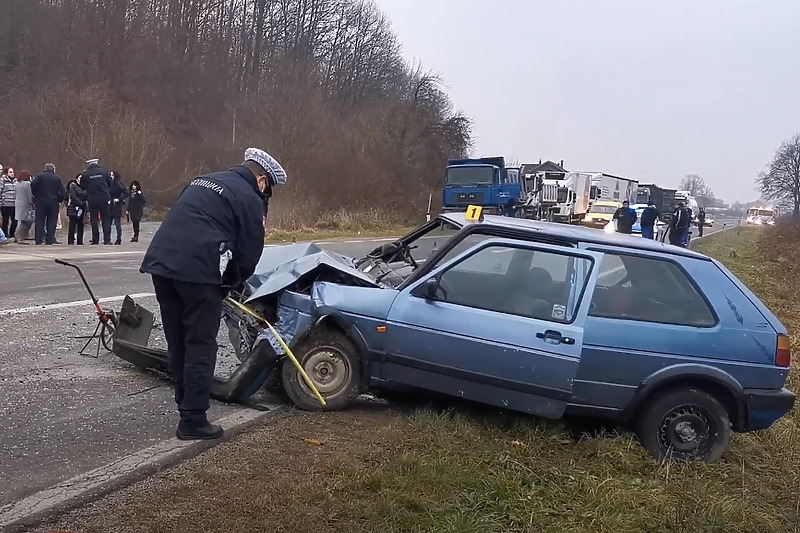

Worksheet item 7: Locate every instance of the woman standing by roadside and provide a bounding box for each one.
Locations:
[109,170,129,245]
[66,173,88,245]
[127,180,146,242]
[1,167,17,239]
[13,170,33,242]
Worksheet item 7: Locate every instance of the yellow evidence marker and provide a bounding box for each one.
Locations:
[465,205,483,222]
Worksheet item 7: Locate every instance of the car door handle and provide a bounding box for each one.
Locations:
[536,330,575,345]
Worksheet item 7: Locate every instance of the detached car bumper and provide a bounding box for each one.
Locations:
[742,387,796,431]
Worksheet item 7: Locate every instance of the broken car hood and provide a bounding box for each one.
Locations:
[244,242,379,303]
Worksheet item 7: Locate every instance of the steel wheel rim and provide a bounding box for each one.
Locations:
[300,346,351,398]
[657,404,716,459]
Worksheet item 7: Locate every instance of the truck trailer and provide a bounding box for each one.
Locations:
[636,184,676,223]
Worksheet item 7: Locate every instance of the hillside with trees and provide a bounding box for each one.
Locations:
[0,0,472,227]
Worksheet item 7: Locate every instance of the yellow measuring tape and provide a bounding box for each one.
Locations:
[224,297,327,407]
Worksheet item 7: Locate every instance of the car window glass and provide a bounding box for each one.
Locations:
[437,233,495,266]
[434,244,592,323]
[589,253,716,327]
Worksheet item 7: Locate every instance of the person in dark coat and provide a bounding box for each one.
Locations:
[127,180,147,242]
[66,173,88,245]
[108,170,129,245]
[612,200,638,234]
[80,158,113,245]
[697,208,706,238]
[639,200,659,240]
[140,147,286,441]
[31,163,66,245]
[667,202,690,247]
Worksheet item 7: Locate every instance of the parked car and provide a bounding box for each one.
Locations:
[583,200,621,229]
[115,213,795,462]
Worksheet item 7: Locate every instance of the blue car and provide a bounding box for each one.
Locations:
[117,213,795,462]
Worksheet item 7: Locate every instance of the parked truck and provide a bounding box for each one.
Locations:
[636,183,676,223]
[588,172,639,206]
[539,171,593,224]
[441,156,524,216]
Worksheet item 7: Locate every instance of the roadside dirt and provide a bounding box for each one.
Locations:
[33,405,410,533]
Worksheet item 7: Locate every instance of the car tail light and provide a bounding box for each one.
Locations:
[777,335,791,367]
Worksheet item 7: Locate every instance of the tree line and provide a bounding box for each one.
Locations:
[0,0,472,227]
[758,132,800,220]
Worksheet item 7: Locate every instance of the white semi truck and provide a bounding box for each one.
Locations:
[587,172,640,207]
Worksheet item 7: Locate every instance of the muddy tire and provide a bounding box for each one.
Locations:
[635,387,731,462]
[281,329,361,411]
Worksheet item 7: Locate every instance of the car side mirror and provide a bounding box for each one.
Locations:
[425,277,439,299]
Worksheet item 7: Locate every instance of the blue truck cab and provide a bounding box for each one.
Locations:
[442,156,523,216]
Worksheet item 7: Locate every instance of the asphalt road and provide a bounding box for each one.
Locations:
[0,218,736,512]
[0,225,396,511]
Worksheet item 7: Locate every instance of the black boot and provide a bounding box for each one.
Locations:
[176,420,224,441]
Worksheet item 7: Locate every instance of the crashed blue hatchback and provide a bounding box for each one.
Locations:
[114,213,795,462]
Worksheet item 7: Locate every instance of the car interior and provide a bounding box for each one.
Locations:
[589,254,717,327]
[425,246,576,323]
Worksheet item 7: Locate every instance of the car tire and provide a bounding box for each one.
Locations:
[635,387,731,462]
[281,328,361,411]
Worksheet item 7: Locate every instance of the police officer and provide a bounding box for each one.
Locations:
[140,148,286,440]
[80,158,113,245]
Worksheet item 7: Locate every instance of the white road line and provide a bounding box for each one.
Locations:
[0,407,282,530]
[0,293,155,317]
[0,250,145,263]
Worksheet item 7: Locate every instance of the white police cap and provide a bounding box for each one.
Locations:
[244,147,287,186]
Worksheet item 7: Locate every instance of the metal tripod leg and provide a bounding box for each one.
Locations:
[79,319,104,358]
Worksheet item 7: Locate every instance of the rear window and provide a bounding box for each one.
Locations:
[589,253,717,327]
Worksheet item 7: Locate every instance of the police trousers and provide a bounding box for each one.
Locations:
[88,198,111,244]
[152,275,224,425]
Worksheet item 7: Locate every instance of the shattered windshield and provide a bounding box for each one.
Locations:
[404,218,462,259]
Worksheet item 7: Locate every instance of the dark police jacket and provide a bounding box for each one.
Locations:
[81,163,112,202]
[31,169,66,203]
[140,166,266,287]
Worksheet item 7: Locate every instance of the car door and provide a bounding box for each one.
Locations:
[380,237,603,419]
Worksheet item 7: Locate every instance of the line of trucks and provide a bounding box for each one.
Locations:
[441,156,699,229]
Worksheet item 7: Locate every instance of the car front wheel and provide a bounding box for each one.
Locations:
[281,328,362,411]
[635,387,731,462]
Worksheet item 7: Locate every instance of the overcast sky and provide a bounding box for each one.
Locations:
[375,0,800,203]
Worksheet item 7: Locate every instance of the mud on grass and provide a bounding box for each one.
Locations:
[37,226,800,533]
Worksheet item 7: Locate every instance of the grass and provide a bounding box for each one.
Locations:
[39,225,800,533]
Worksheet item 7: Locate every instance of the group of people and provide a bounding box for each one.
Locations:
[0,158,147,246]
[611,199,707,247]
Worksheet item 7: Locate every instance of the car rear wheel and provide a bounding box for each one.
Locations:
[281,328,361,411]
[635,387,731,462]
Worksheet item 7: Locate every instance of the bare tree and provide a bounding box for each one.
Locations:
[680,174,706,196]
[0,0,473,226]
[757,132,800,219]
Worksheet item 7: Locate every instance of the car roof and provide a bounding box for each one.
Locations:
[439,212,709,260]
